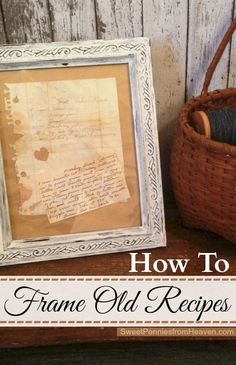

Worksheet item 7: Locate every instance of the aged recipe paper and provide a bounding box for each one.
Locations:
[4,78,129,222]
[38,153,129,223]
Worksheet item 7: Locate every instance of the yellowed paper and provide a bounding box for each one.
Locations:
[4,78,127,218]
[38,153,130,223]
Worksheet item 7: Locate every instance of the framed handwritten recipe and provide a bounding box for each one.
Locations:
[0,38,166,266]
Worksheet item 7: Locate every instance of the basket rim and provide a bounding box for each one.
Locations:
[179,87,236,156]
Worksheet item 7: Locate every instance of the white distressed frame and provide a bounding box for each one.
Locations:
[0,38,166,266]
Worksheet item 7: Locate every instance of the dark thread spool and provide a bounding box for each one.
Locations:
[191,108,236,146]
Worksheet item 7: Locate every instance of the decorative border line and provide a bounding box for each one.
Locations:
[0,320,235,324]
[0,277,235,281]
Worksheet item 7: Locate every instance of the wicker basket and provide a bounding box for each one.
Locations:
[171,19,236,244]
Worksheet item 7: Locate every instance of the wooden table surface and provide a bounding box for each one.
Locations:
[1,341,236,365]
[0,199,235,348]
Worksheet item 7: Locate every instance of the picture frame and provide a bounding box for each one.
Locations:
[0,37,166,266]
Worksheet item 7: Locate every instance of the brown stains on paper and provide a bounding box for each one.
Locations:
[13,96,19,103]
[18,183,32,204]
[3,78,126,221]
[34,147,49,161]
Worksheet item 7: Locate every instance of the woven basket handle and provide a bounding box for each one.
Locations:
[201,18,236,96]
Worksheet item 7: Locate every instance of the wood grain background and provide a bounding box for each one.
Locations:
[0,0,235,191]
